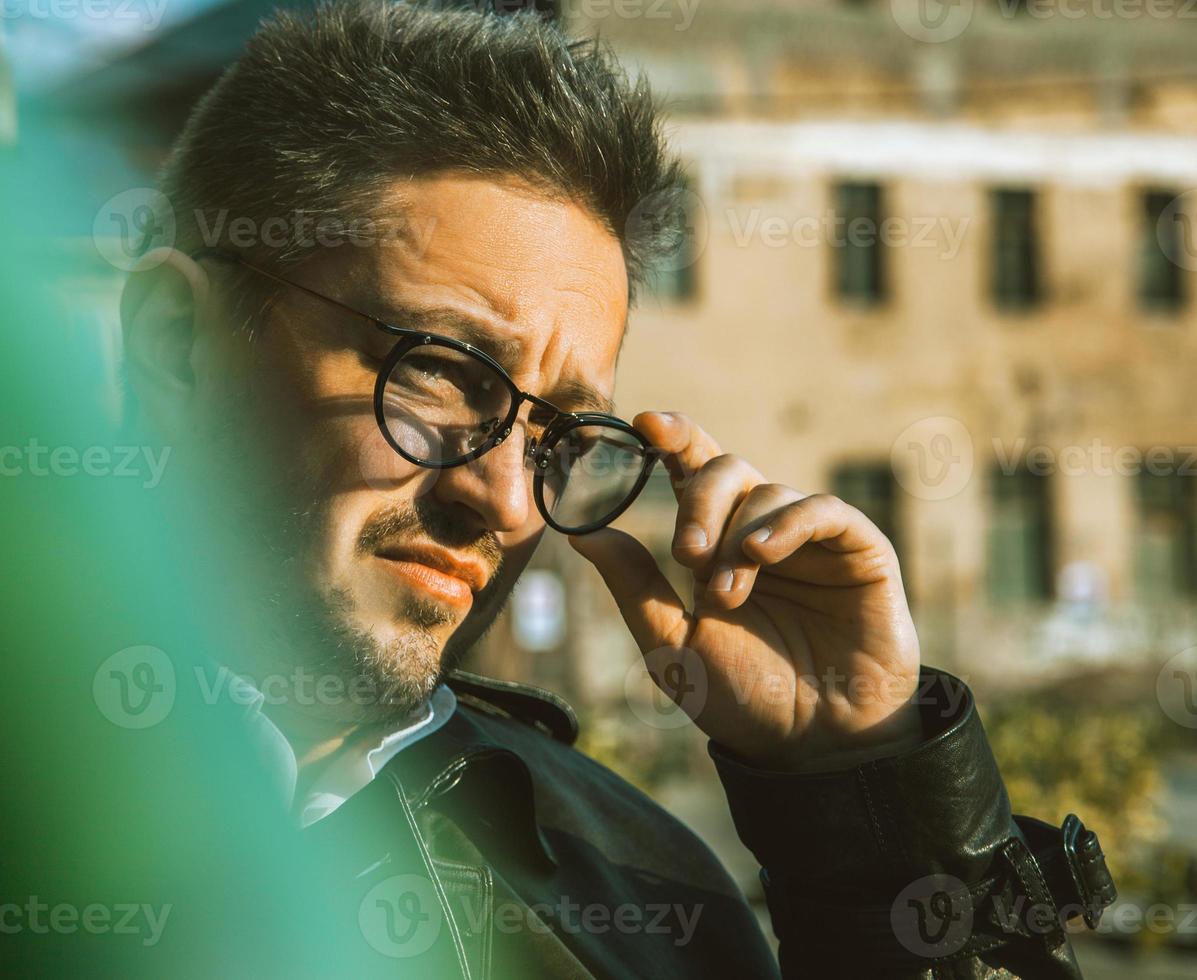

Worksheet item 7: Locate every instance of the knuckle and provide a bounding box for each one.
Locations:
[702,453,761,484]
[800,492,860,521]
[706,452,741,472]
[683,458,736,497]
[878,536,900,565]
[855,542,900,577]
[747,481,791,504]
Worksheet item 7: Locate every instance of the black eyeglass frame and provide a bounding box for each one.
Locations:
[190,247,659,534]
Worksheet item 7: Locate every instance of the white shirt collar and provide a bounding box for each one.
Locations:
[226,671,456,828]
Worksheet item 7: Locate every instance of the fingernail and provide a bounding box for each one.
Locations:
[748,526,772,544]
[709,565,734,592]
[675,523,708,550]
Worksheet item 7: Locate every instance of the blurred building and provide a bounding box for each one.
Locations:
[37,0,1197,695]
[508,0,1197,699]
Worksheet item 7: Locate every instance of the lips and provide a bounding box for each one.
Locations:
[374,542,490,595]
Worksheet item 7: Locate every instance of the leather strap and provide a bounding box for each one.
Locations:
[1016,813,1118,930]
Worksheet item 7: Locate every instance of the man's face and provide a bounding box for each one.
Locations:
[187,174,628,719]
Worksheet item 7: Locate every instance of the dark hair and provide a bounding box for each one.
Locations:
[157,0,685,308]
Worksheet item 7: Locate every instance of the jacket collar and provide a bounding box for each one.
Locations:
[302,692,559,875]
[384,702,559,871]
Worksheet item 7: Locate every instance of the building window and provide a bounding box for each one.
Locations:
[832,462,900,558]
[990,188,1040,311]
[987,467,1051,603]
[642,180,699,304]
[1138,189,1185,313]
[1135,470,1197,599]
[833,181,886,306]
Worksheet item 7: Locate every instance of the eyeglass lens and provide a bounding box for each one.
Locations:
[377,342,651,532]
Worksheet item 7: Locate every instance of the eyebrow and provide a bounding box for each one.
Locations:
[372,301,616,415]
[550,378,616,416]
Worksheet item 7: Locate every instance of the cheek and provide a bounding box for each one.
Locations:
[353,420,440,498]
[303,416,440,577]
[237,347,436,567]
[282,348,415,494]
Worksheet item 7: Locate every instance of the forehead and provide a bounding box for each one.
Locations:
[303,173,629,401]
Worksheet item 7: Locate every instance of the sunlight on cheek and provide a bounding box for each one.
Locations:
[355,423,435,495]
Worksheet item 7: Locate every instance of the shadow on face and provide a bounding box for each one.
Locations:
[137,173,630,721]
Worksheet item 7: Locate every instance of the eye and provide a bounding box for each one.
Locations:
[406,352,467,386]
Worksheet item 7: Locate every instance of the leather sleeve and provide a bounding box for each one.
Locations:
[709,668,1117,979]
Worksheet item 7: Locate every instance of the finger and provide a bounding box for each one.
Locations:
[632,411,723,503]
[703,483,804,610]
[569,528,691,655]
[570,530,709,726]
[670,453,764,570]
[739,494,899,584]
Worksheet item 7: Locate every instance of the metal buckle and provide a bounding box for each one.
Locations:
[1061,813,1114,929]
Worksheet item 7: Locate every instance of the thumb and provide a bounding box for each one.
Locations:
[568,527,690,655]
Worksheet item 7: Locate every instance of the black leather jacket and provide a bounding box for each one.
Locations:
[301,666,1117,979]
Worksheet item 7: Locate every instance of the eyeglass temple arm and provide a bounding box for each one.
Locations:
[189,247,390,328]
[191,248,612,430]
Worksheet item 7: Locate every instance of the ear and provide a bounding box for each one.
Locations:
[120,248,210,439]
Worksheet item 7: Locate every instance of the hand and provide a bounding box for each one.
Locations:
[569,412,923,773]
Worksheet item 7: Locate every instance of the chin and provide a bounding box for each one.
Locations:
[334,621,446,721]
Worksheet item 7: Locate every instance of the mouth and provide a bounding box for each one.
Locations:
[373,542,490,608]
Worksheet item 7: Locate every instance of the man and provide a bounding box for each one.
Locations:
[117,2,1115,976]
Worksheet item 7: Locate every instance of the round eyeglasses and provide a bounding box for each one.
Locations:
[192,248,659,534]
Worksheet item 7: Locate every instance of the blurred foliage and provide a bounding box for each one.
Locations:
[575,707,701,797]
[983,693,1166,890]
[981,676,1197,941]
[582,671,1197,933]
[575,664,1197,953]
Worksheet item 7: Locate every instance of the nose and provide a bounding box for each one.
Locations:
[428,421,533,534]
